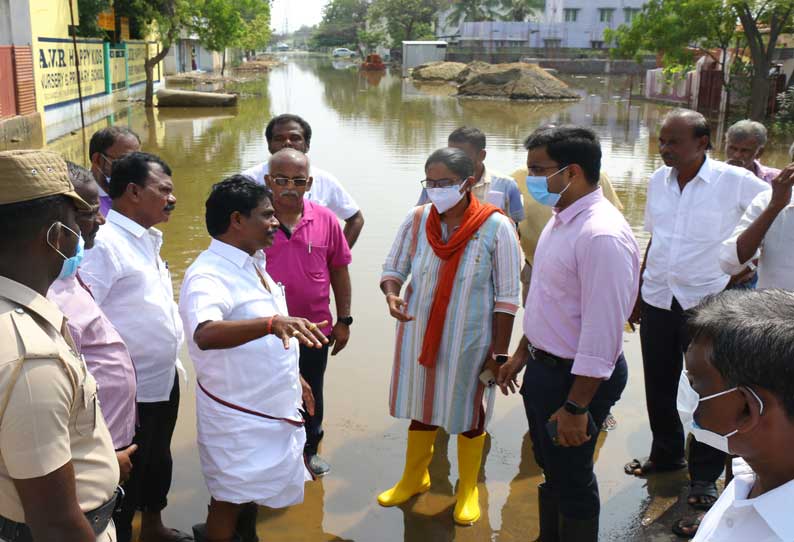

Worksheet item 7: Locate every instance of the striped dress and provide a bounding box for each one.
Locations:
[381,204,522,434]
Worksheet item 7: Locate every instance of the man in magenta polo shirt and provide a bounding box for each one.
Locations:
[263,148,353,477]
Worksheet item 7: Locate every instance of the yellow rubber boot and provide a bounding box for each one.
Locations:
[377,429,438,506]
[453,432,486,525]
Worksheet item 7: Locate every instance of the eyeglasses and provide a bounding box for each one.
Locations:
[272,177,309,187]
[527,164,564,176]
[420,178,463,189]
[77,205,101,219]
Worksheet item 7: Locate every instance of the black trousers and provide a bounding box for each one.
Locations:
[299,343,329,455]
[521,354,627,520]
[114,374,180,542]
[640,299,726,482]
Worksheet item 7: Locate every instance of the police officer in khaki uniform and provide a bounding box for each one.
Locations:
[0,150,120,541]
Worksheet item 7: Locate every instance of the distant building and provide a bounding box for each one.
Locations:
[438,0,648,50]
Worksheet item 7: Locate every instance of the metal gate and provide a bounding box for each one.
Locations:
[697,69,723,116]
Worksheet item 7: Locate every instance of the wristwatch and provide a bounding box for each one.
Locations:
[564,399,588,415]
[338,316,353,326]
[492,353,509,365]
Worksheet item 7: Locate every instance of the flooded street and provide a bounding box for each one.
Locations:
[47,56,792,541]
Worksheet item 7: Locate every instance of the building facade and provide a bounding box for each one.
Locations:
[438,0,647,50]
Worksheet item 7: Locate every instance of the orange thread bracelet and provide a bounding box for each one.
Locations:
[266,316,276,335]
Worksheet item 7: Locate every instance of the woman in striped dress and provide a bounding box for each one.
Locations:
[377,147,522,525]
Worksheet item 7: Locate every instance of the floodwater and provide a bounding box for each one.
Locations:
[45,56,792,541]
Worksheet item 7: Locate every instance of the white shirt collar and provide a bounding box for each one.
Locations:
[731,472,794,541]
[106,209,162,239]
[666,156,714,185]
[207,238,263,269]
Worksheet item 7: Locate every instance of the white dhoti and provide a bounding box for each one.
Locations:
[196,391,310,507]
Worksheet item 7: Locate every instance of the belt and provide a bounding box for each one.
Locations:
[528,343,574,369]
[198,380,305,428]
[0,487,122,541]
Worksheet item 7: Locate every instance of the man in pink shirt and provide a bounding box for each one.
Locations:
[724,120,780,183]
[499,126,640,542]
[263,149,352,477]
[47,162,138,482]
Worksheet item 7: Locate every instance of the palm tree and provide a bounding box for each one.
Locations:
[447,0,501,26]
[500,0,545,21]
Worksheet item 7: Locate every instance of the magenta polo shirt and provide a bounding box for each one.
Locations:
[265,200,352,335]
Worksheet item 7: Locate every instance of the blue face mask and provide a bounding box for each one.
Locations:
[526,166,570,207]
[47,222,85,280]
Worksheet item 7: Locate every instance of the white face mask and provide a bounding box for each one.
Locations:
[677,370,764,454]
[426,185,466,214]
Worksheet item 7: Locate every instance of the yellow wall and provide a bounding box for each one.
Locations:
[29,0,78,40]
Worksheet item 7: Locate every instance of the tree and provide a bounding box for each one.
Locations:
[194,0,270,74]
[116,0,193,107]
[311,0,369,48]
[447,0,500,26]
[368,0,441,48]
[607,0,794,120]
[733,0,794,120]
[499,0,545,21]
[358,28,387,54]
[75,0,112,37]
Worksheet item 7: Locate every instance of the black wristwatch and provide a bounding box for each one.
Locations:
[338,316,353,326]
[493,354,509,365]
[564,399,588,415]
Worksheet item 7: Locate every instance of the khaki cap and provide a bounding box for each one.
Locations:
[0,150,90,210]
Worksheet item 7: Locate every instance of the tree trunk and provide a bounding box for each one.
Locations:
[749,64,770,121]
[221,50,226,77]
[145,42,172,108]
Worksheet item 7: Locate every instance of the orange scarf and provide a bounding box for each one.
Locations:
[418,195,502,368]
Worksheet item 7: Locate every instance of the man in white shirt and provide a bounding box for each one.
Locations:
[720,164,794,290]
[179,175,327,542]
[242,114,365,248]
[88,126,141,216]
[682,289,794,542]
[81,152,190,542]
[625,109,769,523]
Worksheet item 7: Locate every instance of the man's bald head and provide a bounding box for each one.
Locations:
[661,108,712,150]
[269,148,310,172]
[265,148,313,210]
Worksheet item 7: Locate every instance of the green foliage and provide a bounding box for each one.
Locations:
[605,0,736,73]
[447,0,500,25]
[311,0,369,48]
[238,12,272,52]
[114,0,193,47]
[193,0,270,57]
[368,0,441,48]
[74,0,112,37]
[358,29,387,53]
[499,0,545,21]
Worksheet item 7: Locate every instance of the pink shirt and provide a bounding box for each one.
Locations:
[47,274,137,449]
[265,200,352,335]
[753,160,781,184]
[523,188,640,379]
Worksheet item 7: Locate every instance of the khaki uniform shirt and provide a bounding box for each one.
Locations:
[0,276,118,525]
[512,168,625,266]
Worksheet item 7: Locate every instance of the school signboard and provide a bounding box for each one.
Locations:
[37,38,106,108]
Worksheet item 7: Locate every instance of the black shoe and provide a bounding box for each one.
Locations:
[534,483,560,542]
[236,503,260,542]
[559,515,598,542]
[307,453,331,477]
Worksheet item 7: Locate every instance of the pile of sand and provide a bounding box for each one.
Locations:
[411,61,468,82]
[456,62,579,101]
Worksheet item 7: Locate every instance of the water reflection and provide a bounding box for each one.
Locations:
[41,56,792,541]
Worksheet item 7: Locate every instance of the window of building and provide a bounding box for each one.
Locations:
[624,7,641,22]
[544,38,562,49]
[599,8,615,23]
[563,8,579,22]
[591,40,604,49]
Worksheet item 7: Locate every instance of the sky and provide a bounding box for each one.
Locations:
[271,0,327,34]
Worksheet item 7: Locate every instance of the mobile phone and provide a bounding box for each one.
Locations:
[546,412,599,446]
[479,368,496,387]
